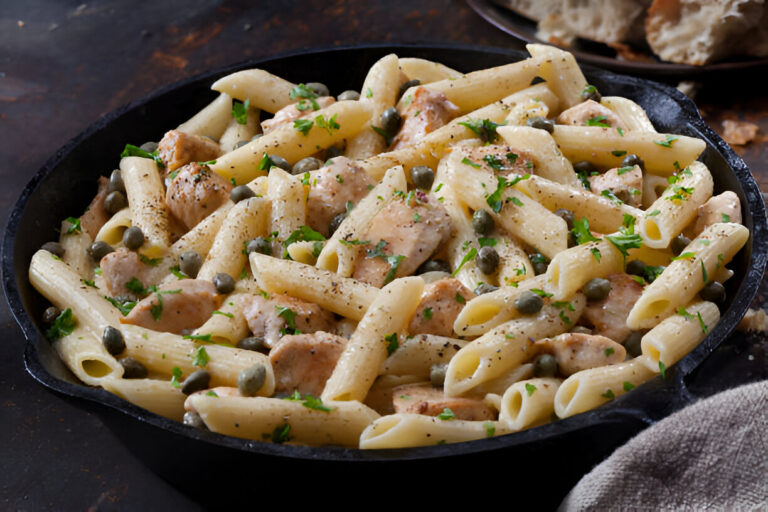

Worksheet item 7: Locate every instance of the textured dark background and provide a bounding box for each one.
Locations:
[2,1,767,509]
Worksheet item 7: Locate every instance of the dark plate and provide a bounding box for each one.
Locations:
[468,0,768,77]
[3,44,767,507]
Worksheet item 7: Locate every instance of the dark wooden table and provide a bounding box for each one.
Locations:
[2,1,767,509]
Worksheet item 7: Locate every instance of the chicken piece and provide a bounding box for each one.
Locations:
[582,273,644,343]
[269,331,347,397]
[157,129,221,172]
[353,194,453,287]
[536,332,626,376]
[121,279,222,334]
[80,176,110,240]
[408,279,474,337]
[588,164,643,208]
[690,191,742,237]
[556,99,624,129]
[391,86,459,149]
[99,248,156,297]
[465,144,538,176]
[306,157,374,236]
[165,162,233,231]
[261,96,336,134]
[392,384,495,421]
[243,294,336,348]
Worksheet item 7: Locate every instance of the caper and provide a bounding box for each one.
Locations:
[582,277,611,300]
[230,185,255,203]
[581,86,601,103]
[182,411,207,430]
[88,241,114,261]
[328,213,346,236]
[476,246,500,275]
[337,90,360,101]
[122,226,144,251]
[526,116,555,133]
[326,144,344,159]
[104,191,128,215]
[237,336,268,353]
[41,241,65,258]
[472,210,495,235]
[671,234,692,256]
[181,369,210,395]
[108,169,125,193]
[380,107,402,136]
[139,141,158,153]
[269,155,291,172]
[533,354,558,377]
[42,306,61,324]
[102,326,126,355]
[410,165,435,190]
[622,331,643,358]
[473,283,499,295]
[420,271,452,284]
[554,209,575,230]
[429,363,448,387]
[573,161,597,174]
[570,326,592,335]
[119,357,148,379]
[417,259,451,274]
[246,237,271,255]
[621,154,645,171]
[700,281,726,303]
[213,272,235,294]
[626,259,646,276]
[292,156,323,175]
[179,251,203,278]
[398,79,420,99]
[514,290,543,314]
[531,255,549,276]
[305,82,329,97]
[238,364,267,397]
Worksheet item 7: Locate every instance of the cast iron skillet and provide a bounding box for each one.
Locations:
[4,44,767,506]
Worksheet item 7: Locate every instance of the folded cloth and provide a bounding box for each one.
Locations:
[560,380,768,510]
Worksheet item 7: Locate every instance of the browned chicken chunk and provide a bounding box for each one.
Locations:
[465,144,537,176]
[391,87,459,149]
[243,294,336,348]
[353,194,452,287]
[157,130,221,172]
[306,157,374,236]
[269,331,347,397]
[582,273,644,343]
[408,278,474,337]
[392,384,495,420]
[261,96,336,134]
[588,164,643,208]
[165,162,233,231]
[121,279,222,334]
[100,248,156,297]
[557,99,624,129]
[536,332,626,376]
[80,176,110,240]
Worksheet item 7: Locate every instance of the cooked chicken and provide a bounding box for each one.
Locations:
[261,96,336,134]
[165,162,233,231]
[588,164,643,208]
[243,294,336,348]
[157,129,221,172]
[391,87,458,149]
[536,332,626,376]
[392,384,495,420]
[408,278,474,337]
[557,99,624,130]
[80,177,110,240]
[306,157,374,236]
[582,273,644,343]
[269,331,347,397]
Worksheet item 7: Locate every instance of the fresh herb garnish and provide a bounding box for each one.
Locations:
[64,217,82,235]
[289,84,320,110]
[171,366,182,388]
[458,118,504,143]
[654,135,678,148]
[231,98,250,125]
[314,114,340,135]
[455,292,466,304]
[276,306,298,335]
[453,247,477,276]
[104,296,136,316]
[437,408,456,420]
[183,333,212,342]
[121,144,164,168]
[623,381,635,391]
[601,389,615,399]
[461,157,481,169]
[46,308,76,340]
[294,118,314,135]
[384,333,399,356]
[572,217,601,245]
[212,310,234,319]
[531,288,553,298]
[585,115,610,127]
[525,383,537,396]
[193,346,210,367]
[272,423,291,443]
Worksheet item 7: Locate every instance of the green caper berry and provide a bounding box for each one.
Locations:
[398,79,420,99]
[472,210,495,235]
[213,273,235,294]
[88,241,114,261]
[328,212,346,236]
[122,226,144,251]
[417,260,451,274]
[246,237,272,255]
[181,369,211,395]
[626,259,647,276]
[429,363,448,387]
[139,141,158,153]
[102,326,126,355]
[514,290,543,314]
[554,209,575,230]
[238,364,267,397]
[671,234,692,256]
[532,261,548,275]
[380,107,402,136]
[108,169,125,193]
[573,161,597,174]
[410,165,435,190]
[473,283,499,295]
[476,246,500,275]
[42,306,61,324]
[622,331,643,358]
[104,190,128,215]
[700,281,726,303]
[119,357,148,379]
[526,116,555,133]
[305,82,329,97]
[41,241,65,258]
[230,185,256,203]
[533,354,558,377]
[269,155,291,172]
[182,411,207,430]
[179,251,203,278]
[582,278,612,300]
[237,336,268,353]
[291,156,323,175]
[621,154,645,171]
[337,90,360,101]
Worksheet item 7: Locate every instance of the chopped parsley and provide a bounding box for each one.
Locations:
[461,157,481,169]
[483,154,504,171]
[365,87,373,98]
[701,260,709,283]
[183,333,212,342]
[276,306,299,335]
[193,346,210,367]
[149,289,182,321]
[671,252,696,261]
[384,333,399,356]
[654,135,679,148]
[169,265,188,280]
[80,279,97,289]
[272,423,291,443]
[457,118,504,143]
[257,153,276,172]
[120,144,165,168]
[531,288,553,298]
[722,213,731,222]
[576,171,591,190]
[611,150,627,157]
[452,247,477,276]
[171,366,182,388]
[231,98,250,125]
[64,217,82,235]
[601,389,615,399]
[585,115,610,127]
[437,408,456,420]
[205,390,218,397]
[104,296,136,316]
[525,383,537,396]
[125,277,147,296]
[623,381,635,392]
[289,84,320,110]
[294,118,314,135]
[139,254,162,266]
[666,185,694,202]
[339,239,370,247]
[283,226,326,248]
[697,312,709,334]
[617,166,634,175]
[590,247,602,262]
[383,255,406,284]
[601,189,624,205]
[647,210,660,217]
[455,292,466,304]
[617,127,625,137]
[314,114,340,135]
[478,237,497,248]
[46,308,76,340]
[605,347,615,357]
[572,217,601,245]
[509,196,524,207]
[659,361,667,379]
[484,421,495,437]
[486,176,510,213]
[212,310,234,319]
[423,307,433,320]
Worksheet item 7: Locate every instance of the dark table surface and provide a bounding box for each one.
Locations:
[2,1,767,510]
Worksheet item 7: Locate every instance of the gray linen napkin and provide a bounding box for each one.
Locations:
[560,380,768,511]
